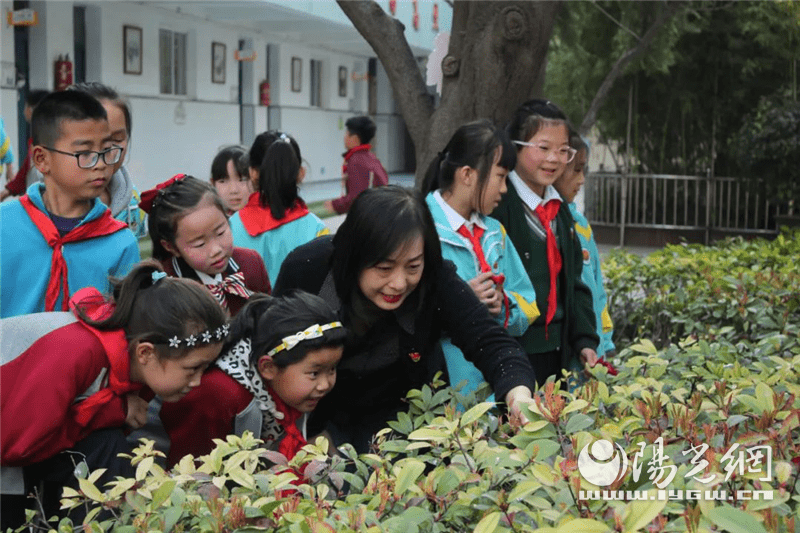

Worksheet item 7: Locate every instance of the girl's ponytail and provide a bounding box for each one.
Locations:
[422,148,449,195]
[258,134,302,220]
[224,293,276,354]
[77,260,228,359]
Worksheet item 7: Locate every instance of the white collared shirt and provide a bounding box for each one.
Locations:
[196,270,222,285]
[508,171,562,212]
[432,189,486,233]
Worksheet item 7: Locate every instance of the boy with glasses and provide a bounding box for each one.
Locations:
[0,91,140,317]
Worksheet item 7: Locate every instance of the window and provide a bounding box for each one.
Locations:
[310,59,322,107]
[159,29,187,95]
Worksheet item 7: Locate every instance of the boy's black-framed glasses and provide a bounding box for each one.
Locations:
[41,145,123,169]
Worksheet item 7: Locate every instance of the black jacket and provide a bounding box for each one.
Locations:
[274,236,536,451]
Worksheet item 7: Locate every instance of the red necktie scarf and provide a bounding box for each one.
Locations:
[341,144,371,175]
[456,224,510,328]
[68,288,142,427]
[267,385,307,460]
[534,200,562,335]
[237,195,310,237]
[20,195,127,311]
[205,271,253,311]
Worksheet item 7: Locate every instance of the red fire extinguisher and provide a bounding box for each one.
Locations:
[54,54,73,91]
[259,80,271,106]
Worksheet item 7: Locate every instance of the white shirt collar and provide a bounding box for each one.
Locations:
[508,171,562,211]
[196,270,222,285]
[432,189,486,232]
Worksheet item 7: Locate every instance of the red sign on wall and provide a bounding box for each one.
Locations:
[54,55,73,91]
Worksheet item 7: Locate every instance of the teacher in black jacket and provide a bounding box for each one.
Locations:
[274,185,536,452]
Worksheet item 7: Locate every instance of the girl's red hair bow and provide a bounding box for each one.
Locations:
[138,173,186,213]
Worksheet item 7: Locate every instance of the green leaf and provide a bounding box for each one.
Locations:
[394,459,426,495]
[150,480,176,509]
[474,511,501,533]
[162,506,184,533]
[705,505,768,533]
[508,479,542,501]
[135,456,154,480]
[77,478,104,502]
[460,402,494,426]
[622,494,667,532]
[564,413,594,434]
[562,399,589,415]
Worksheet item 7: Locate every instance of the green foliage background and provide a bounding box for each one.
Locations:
[545,0,800,192]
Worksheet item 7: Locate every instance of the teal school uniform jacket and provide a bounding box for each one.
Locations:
[229,207,329,284]
[425,192,539,396]
[569,202,615,357]
[0,183,140,317]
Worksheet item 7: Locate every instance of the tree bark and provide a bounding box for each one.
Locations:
[338,0,561,185]
[578,2,682,136]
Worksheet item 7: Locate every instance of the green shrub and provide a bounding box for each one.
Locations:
[11,230,800,533]
[605,228,800,348]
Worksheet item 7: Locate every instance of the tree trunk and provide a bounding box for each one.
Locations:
[338,0,561,186]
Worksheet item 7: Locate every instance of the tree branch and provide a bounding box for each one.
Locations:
[578,2,682,135]
[337,0,434,148]
[590,1,641,41]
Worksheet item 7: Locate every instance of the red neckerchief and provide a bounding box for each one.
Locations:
[237,194,309,237]
[456,224,510,329]
[534,199,563,337]
[267,384,307,460]
[68,287,142,427]
[341,144,371,175]
[20,195,127,311]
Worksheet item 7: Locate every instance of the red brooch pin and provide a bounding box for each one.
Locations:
[583,249,590,262]
[409,351,421,362]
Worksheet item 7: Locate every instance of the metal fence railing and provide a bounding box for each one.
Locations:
[585,173,790,245]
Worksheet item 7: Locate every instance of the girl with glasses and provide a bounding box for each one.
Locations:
[491,99,600,385]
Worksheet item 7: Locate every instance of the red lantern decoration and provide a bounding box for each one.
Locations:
[259,80,271,106]
[389,0,396,15]
[412,0,419,30]
[433,3,439,31]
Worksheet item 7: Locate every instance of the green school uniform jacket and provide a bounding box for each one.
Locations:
[491,180,598,370]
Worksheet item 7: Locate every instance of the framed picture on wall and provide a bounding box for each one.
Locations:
[291,57,302,92]
[212,42,226,84]
[123,25,142,75]
[338,66,347,97]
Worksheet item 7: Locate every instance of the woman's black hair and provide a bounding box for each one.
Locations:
[227,291,347,368]
[210,145,248,183]
[75,260,228,360]
[332,185,442,309]
[147,175,228,260]
[257,133,302,219]
[507,98,569,145]
[422,119,516,208]
[248,130,282,172]
[71,82,132,136]
[345,116,377,145]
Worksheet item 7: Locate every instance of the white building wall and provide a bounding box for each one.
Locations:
[2,0,437,201]
[1,0,20,163]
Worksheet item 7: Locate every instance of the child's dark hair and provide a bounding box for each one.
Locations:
[147,176,228,260]
[345,116,377,145]
[258,133,302,219]
[26,89,50,108]
[75,260,228,360]
[211,145,248,183]
[71,82,132,137]
[507,98,569,145]
[332,185,442,309]
[248,130,282,173]
[229,291,347,368]
[568,130,589,158]
[422,119,516,208]
[31,90,107,147]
